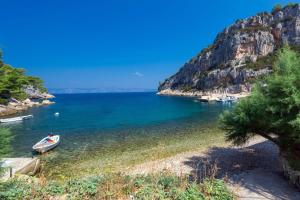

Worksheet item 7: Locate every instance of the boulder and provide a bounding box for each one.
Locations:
[42,100,55,105]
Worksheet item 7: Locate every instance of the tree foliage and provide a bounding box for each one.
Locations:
[0,128,13,175]
[0,128,12,157]
[272,4,282,14]
[220,46,300,154]
[0,50,47,104]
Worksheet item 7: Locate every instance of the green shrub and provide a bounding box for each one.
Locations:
[177,183,204,200]
[272,4,282,14]
[202,179,234,200]
[44,181,65,196]
[65,176,101,199]
[158,175,180,189]
[0,179,32,200]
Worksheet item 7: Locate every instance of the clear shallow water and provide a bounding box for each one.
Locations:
[3,92,231,157]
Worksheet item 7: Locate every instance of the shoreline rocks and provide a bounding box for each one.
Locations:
[0,94,55,117]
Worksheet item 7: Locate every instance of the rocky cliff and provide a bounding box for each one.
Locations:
[0,87,55,117]
[158,4,300,95]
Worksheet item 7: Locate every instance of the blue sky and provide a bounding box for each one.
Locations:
[0,0,294,91]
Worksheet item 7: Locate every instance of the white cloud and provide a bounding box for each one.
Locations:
[132,72,144,77]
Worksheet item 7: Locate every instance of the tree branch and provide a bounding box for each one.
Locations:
[257,132,280,146]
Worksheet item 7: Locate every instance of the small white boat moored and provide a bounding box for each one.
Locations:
[0,115,33,123]
[32,135,60,153]
[216,96,238,103]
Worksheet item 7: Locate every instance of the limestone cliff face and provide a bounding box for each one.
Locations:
[158,4,300,94]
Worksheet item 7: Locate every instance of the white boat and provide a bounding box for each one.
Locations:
[32,135,60,153]
[0,115,33,123]
[216,96,238,103]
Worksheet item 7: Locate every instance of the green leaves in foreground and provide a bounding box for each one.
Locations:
[0,173,234,200]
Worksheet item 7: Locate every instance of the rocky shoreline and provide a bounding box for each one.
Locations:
[0,93,55,117]
[157,88,250,101]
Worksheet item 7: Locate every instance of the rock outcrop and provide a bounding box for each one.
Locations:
[23,85,55,99]
[158,4,300,95]
[0,87,55,117]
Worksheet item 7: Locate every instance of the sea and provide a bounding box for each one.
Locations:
[3,92,232,157]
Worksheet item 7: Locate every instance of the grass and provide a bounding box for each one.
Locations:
[40,124,227,181]
[0,171,234,200]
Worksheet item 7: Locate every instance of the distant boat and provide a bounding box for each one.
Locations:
[216,96,238,103]
[199,98,209,102]
[32,135,60,153]
[54,112,60,116]
[0,115,33,123]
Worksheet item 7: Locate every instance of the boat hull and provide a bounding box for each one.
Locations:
[32,135,60,153]
[0,115,33,123]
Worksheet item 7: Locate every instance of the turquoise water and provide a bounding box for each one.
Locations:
[3,92,230,157]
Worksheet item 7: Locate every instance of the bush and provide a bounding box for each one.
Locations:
[219,46,300,158]
[65,176,101,199]
[202,179,234,200]
[177,183,204,200]
[43,181,65,196]
[272,4,282,14]
[0,179,32,200]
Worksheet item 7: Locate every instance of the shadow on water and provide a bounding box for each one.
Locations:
[184,140,300,199]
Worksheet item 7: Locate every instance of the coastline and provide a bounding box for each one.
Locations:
[0,93,55,117]
[157,88,250,101]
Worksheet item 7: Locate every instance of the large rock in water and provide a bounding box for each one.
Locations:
[158,4,300,94]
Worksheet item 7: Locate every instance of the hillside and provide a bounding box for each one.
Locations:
[158,3,300,95]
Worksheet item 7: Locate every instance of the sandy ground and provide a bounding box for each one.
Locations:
[128,137,300,200]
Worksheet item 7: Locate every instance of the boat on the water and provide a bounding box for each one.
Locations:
[0,115,33,123]
[216,96,238,103]
[32,135,60,153]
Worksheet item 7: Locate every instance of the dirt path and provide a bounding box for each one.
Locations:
[128,137,300,200]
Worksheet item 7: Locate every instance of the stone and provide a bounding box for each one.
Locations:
[42,100,55,105]
[23,98,31,104]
